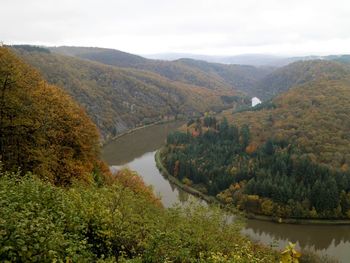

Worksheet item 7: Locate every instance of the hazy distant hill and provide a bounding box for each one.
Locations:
[50,46,272,95]
[13,46,242,139]
[176,58,273,96]
[51,46,148,68]
[50,46,233,92]
[146,52,350,67]
[145,53,290,66]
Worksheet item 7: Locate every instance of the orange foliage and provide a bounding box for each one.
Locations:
[0,47,102,185]
[114,168,162,207]
[174,160,180,177]
[245,142,258,154]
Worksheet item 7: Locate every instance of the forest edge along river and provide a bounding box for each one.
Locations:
[102,121,350,263]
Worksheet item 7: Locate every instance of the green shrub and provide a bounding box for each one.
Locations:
[0,172,278,262]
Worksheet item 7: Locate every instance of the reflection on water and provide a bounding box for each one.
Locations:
[102,121,350,263]
[244,220,350,251]
[103,121,185,165]
[243,220,350,261]
[110,151,191,207]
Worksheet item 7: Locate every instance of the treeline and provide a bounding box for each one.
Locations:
[162,118,350,219]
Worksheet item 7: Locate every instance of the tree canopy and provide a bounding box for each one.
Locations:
[0,47,102,185]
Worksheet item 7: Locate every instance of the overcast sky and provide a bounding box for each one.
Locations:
[1,0,350,56]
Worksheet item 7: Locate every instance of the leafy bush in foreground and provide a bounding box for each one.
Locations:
[0,171,278,262]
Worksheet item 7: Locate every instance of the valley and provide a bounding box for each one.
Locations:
[1,44,350,262]
[2,1,350,261]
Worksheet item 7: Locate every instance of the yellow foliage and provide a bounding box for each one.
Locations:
[280,242,301,263]
[0,47,103,185]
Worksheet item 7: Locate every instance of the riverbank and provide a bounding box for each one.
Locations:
[102,119,182,147]
[155,149,219,205]
[156,148,350,225]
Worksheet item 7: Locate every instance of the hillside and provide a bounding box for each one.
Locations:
[0,47,104,185]
[50,46,234,92]
[13,46,241,139]
[252,60,350,100]
[50,46,273,94]
[230,76,350,169]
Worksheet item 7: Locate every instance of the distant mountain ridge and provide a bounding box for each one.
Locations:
[145,52,350,67]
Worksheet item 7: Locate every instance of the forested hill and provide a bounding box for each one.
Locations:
[163,72,350,219]
[12,46,246,140]
[49,46,273,94]
[0,47,106,185]
[175,58,273,96]
[252,60,350,100]
[230,74,350,169]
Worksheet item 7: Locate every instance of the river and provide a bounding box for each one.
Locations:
[102,121,350,262]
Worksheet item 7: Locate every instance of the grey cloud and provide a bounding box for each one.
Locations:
[1,0,350,55]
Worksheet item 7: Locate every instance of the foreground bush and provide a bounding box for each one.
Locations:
[0,171,278,262]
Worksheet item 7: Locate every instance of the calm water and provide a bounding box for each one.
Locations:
[102,122,350,262]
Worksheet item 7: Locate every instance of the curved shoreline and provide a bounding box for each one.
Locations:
[155,148,350,225]
[155,149,220,205]
[102,119,181,147]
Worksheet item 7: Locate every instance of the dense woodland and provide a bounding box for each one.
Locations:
[226,78,350,169]
[162,115,350,219]
[161,58,350,220]
[0,47,104,185]
[251,60,350,100]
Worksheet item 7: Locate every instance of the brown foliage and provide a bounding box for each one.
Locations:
[113,168,162,207]
[13,47,240,139]
[0,47,102,185]
[225,74,350,170]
